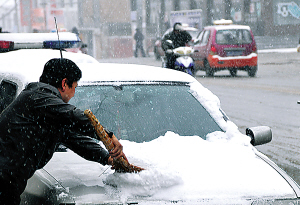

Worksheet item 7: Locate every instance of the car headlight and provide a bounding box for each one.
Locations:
[176,50,184,55]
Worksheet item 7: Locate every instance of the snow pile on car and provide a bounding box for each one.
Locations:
[100,130,292,204]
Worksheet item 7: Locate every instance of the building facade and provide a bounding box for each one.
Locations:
[1,0,300,58]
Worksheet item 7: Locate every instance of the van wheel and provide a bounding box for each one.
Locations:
[204,60,214,77]
[248,66,257,77]
[229,68,237,77]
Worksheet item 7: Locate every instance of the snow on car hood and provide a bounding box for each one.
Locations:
[46,128,295,204]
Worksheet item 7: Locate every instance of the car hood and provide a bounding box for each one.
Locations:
[29,131,300,204]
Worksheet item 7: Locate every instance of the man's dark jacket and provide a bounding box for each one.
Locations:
[0,82,110,195]
[161,29,192,69]
[162,30,192,51]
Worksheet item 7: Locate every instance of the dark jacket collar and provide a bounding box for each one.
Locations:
[25,82,62,99]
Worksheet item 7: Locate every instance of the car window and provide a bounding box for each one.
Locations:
[215,29,253,45]
[188,30,199,39]
[201,30,210,46]
[195,31,204,45]
[70,84,222,142]
[0,80,17,113]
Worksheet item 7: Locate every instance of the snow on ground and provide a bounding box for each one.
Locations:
[258,47,297,53]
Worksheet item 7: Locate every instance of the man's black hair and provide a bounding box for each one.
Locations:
[39,58,82,88]
[173,22,182,31]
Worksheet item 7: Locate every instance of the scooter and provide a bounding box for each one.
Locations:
[162,40,195,76]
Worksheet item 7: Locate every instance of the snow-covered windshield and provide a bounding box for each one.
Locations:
[70,83,222,142]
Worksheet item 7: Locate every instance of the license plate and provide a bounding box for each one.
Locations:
[226,50,243,56]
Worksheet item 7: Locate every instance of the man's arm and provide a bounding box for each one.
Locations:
[162,33,172,51]
[61,134,110,165]
[61,132,128,166]
[184,31,192,43]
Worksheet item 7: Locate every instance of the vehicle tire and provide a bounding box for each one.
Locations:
[229,68,237,77]
[248,66,257,77]
[204,60,214,77]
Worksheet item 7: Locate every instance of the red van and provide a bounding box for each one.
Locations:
[193,20,257,77]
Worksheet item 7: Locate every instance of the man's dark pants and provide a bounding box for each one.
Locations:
[134,42,146,57]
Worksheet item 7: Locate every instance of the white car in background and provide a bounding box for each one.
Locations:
[0,48,300,204]
[0,32,82,53]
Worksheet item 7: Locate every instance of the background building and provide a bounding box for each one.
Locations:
[0,0,300,58]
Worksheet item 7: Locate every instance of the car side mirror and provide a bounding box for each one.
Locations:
[246,126,272,146]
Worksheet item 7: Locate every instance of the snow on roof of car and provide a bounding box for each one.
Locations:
[0,49,99,84]
[78,63,196,84]
[212,24,251,31]
[0,49,196,87]
[205,20,251,31]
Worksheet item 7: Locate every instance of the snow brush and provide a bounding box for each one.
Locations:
[84,109,144,173]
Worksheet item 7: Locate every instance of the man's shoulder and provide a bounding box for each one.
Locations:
[26,82,60,95]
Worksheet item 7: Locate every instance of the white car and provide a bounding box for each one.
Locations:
[0,32,82,53]
[0,49,300,204]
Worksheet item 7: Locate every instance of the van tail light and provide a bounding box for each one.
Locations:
[0,41,14,52]
[210,45,217,55]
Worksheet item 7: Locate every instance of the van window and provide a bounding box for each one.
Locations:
[0,80,17,113]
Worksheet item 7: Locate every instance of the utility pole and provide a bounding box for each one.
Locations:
[41,0,47,31]
[224,0,232,20]
[14,0,19,32]
[136,0,143,29]
[206,0,213,26]
[159,0,165,36]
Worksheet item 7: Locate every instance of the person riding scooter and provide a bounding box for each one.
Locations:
[162,22,192,69]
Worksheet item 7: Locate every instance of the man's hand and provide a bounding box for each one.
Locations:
[109,134,128,162]
[107,156,114,166]
[107,135,144,173]
[166,49,173,54]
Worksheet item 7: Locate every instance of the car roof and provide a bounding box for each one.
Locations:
[0,32,81,51]
[0,49,99,87]
[78,63,196,85]
[0,32,79,42]
[205,24,251,31]
[0,49,196,88]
